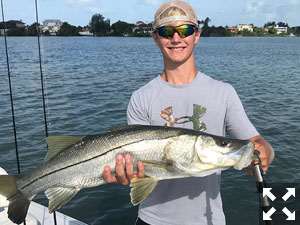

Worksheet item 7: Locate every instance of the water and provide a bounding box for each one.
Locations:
[0,36,299,225]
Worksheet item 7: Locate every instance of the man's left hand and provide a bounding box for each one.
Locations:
[246,136,275,174]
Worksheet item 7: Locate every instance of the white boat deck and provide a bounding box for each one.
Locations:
[1,201,87,225]
[0,167,87,225]
[28,201,87,225]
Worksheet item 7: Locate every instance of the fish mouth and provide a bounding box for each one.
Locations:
[234,141,255,170]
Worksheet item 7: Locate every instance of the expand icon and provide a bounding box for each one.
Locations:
[263,187,296,221]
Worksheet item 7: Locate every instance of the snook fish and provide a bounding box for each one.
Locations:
[0,125,254,224]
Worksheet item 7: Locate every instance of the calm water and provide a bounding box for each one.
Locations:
[0,36,300,225]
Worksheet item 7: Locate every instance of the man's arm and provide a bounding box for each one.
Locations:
[247,135,275,173]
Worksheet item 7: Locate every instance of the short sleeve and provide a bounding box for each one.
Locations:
[225,85,259,139]
[127,91,150,125]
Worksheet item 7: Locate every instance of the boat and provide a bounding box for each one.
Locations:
[0,167,87,225]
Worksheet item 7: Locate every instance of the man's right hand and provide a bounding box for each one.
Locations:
[103,153,145,185]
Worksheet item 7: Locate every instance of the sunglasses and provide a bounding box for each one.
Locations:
[156,24,196,39]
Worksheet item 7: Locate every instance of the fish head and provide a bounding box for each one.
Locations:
[195,135,255,170]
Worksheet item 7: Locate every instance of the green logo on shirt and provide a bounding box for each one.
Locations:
[160,104,207,131]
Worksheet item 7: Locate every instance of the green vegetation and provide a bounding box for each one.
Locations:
[6,27,27,36]
[58,22,81,36]
[292,27,300,35]
[111,20,135,36]
[89,13,110,36]
[27,23,40,36]
[1,14,299,37]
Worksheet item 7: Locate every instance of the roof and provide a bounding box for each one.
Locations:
[0,20,25,29]
[43,19,62,23]
[136,23,152,28]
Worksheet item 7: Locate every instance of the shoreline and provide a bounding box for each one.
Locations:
[1,35,299,38]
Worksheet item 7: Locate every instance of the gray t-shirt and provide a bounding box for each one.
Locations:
[127,72,259,225]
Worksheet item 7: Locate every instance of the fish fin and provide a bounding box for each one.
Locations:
[45,136,85,162]
[140,160,173,170]
[0,175,31,224]
[45,187,80,213]
[175,162,229,177]
[108,125,142,132]
[130,177,159,206]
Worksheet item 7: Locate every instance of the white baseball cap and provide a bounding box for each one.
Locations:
[153,1,199,30]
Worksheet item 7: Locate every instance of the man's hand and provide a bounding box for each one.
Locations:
[103,153,145,185]
[246,135,275,174]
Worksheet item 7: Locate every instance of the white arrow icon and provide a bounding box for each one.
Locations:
[282,207,296,220]
[282,188,295,201]
[263,207,276,220]
[263,188,276,201]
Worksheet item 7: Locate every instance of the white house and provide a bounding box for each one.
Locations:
[237,24,253,32]
[275,25,288,34]
[133,21,152,33]
[42,19,63,34]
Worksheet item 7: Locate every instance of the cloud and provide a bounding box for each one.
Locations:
[245,0,264,14]
[86,6,101,14]
[243,0,300,26]
[288,0,299,6]
[66,0,95,6]
[143,0,163,6]
[64,0,101,14]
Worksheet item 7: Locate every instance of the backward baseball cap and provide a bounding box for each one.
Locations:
[153,0,199,30]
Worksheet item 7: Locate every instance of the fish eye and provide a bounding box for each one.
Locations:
[220,141,228,147]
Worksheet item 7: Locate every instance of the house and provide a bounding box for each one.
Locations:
[275,25,287,34]
[262,27,269,32]
[8,20,25,28]
[0,20,25,35]
[42,19,63,35]
[133,21,153,34]
[227,27,238,34]
[237,24,253,32]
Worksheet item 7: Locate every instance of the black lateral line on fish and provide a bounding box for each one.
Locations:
[20,135,179,191]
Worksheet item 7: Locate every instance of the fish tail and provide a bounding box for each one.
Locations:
[0,175,31,224]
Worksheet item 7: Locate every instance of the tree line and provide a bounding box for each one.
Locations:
[199,18,299,37]
[2,13,300,37]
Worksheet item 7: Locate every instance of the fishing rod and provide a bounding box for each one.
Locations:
[1,0,21,175]
[252,150,274,225]
[34,0,57,224]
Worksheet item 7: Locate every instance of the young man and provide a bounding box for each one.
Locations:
[103,1,274,224]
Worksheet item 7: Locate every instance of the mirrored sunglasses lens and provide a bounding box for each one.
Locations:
[177,25,195,38]
[158,27,174,39]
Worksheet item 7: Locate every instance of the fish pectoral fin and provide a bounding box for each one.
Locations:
[45,136,86,162]
[175,161,230,177]
[45,187,80,213]
[130,177,159,206]
[140,160,172,170]
[174,162,200,176]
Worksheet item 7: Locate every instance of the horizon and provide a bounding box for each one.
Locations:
[1,0,299,27]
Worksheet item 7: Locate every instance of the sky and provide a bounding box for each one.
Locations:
[1,0,300,27]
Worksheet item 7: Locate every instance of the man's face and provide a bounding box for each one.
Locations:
[152,21,201,66]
